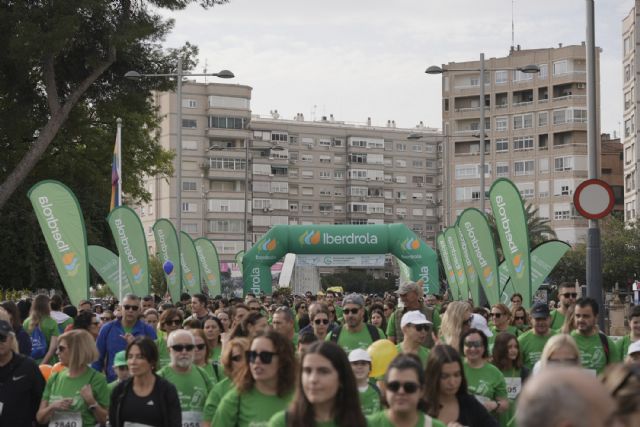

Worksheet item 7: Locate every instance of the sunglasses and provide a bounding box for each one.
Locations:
[246,350,277,364]
[464,340,483,348]
[230,354,243,362]
[166,319,182,327]
[170,344,195,352]
[195,343,206,351]
[411,324,430,332]
[344,308,360,315]
[386,381,420,394]
[123,305,139,311]
[561,293,578,298]
[314,319,330,325]
[514,316,525,321]
[490,313,504,319]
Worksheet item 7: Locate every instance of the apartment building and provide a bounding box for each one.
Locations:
[137,81,444,262]
[623,5,640,221]
[599,133,624,217]
[440,44,599,243]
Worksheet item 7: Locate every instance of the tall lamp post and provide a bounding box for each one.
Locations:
[125,59,234,233]
[426,57,539,213]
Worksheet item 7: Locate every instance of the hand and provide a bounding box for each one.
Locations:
[79,384,95,405]
[54,398,73,411]
[120,333,134,344]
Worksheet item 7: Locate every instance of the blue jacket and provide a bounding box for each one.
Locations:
[92,319,156,381]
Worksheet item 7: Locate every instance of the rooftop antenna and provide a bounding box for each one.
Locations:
[511,0,515,50]
[203,59,209,83]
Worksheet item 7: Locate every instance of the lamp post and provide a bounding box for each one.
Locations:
[125,60,234,233]
[426,57,539,213]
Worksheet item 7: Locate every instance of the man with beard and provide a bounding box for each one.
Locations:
[158,329,213,425]
[550,282,578,331]
[327,294,384,353]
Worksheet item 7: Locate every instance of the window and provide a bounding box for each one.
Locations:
[301,154,313,162]
[517,182,535,199]
[495,70,508,84]
[513,136,534,151]
[455,164,479,179]
[271,132,288,142]
[553,60,568,75]
[320,170,331,179]
[182,181,197,191]
[412,160,423,168]
[625,62,633,83]
[210,158,246,170]
[625,117,635,138]
[538,64,548,79]
[514,160,534,176]
[539,158,549,174]
[208,96,249,109]
[513,113,533,129]
[208,116,245,129]
[539,181,549,198]
[302,170,314,178]
[301,187,313,196]
[272,182,288,193]
[496,117,508,132]
[396,143,406,152]
[182,202,197,213]
[554,205,572,220]
[538,112,548,127]
[496,163,509,177]
[625,35,633,56]
[412,144,422,152]
[334,170,345,179]
[513,69,533,82]
[554,156,574,172]
[208,219,243,233]
[319,138,332,147]
[182,99,197,108]
[396,159,407,167]
[319,155,331,164]
[496,139,508,152]
[182,140,198,150]
[182,119,197,128]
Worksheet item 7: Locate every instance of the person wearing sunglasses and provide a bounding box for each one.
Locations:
[425,345,497,427]
[387,281,439,350]
[109,336,181,427]
[368,354,446,427]
[460,328,509,417]
[269,341,368,427]
[510,306,530,333]
[327,294,385,353]
[348,348,382,416]
[212,330,296,426]
[518,302,556,371]
[37,330,110,426]
[396,311,432,368]
[155,308,184,368]
[489,304,520,343]
[93,294,157,382]
[157,329,214,426]
[550,282,578,331]
[202,337,250,427]
[309,304,332,341]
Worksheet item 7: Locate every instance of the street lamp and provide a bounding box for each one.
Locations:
[125,59,234,234]
[426,55,539,213]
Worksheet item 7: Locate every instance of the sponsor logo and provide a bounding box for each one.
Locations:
[181,253,196,286]
[419,266,430,289]
[464,221,489,268]
[131,264,144,284]
[250,267,261,294]
[261,238,277,251]
[114,218,138,267]
[195,245,215,283]
[62,252,80,277]
[494,195,520,255]
[483,266,494,286]
[299,230,380,246]
[403,238,421,251]
[299,230,321,246]
[512,252,525,277]
[38,196,80,277]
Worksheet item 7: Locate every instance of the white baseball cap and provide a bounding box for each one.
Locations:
[470,313,493,338]
[348,348,372,363]
[627,340,640,355]
[401,310,432,329]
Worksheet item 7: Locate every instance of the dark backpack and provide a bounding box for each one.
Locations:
[30,325,47,359]
[598,331,610,364]
[329,323,381,344]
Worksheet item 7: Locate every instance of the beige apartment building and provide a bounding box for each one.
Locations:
[623,5,640,222]
[440,44,599,243]
[137,81,443,262]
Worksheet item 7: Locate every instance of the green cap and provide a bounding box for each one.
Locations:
[113,350,127,368]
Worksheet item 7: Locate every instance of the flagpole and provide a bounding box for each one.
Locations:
[116,118,123,303]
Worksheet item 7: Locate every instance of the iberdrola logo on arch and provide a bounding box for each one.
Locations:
[260,238,277,252]
[256,237,278,261]
[299,230,321,246]
[62,252,80,277]
[402,238,421,251]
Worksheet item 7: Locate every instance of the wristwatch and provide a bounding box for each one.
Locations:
[88,403,98,412]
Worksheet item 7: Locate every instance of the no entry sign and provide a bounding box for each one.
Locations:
[573,179,615,220]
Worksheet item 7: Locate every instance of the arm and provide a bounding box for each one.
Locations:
[386,312,397,344]
[41,335,58,365]
[36,399,72,424]
[30,362,46,420]
[165,381,182,427]
[92,323,110,372]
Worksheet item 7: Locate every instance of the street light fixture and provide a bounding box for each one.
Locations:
[426,56,539,214]
[125,59,234,235]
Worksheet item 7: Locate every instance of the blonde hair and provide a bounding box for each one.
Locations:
[440,301,471,352]
[59,330,99,371]
[221,337,250,376]
[539,334,580,369]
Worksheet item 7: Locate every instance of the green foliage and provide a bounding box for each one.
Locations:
[321,270,397,295]
[149,255,168,296]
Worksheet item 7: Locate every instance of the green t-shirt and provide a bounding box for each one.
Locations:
[463,361,508,404]
[359,384,382,416]
[155,336,170,368]
[42,368,110,427]
[366,410,446,427]
[268,410,338,427]
[570,331,621,374]
[550,310,566,331]
[498,367,522,427]
[614,335,637,361]
[23,316,60,363]
[199,362,223,384]
[210,345,223,363]
[107,379,122,395]
[326,325,385,353]
[396,343,430,368]
[157,365,213,415]
[212,386,293,427]
[203,377,234,422]
[517,330,555,370]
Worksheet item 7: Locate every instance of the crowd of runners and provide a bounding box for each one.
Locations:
[0,281,639,426]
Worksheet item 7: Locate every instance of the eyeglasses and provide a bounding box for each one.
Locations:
[386,381,420,394]
[464,340,483,349]
[411,324,430,332]
[170,344,195,352]
[230,354,243,362]
[490,313,504,319]
[344,308,360,315]
[561,292,578,298]
[195,344,206,351]
[246,350,277,364]
[57,345,67,353]
[123,305,139,311]
[166,319,182,326]
[314,319,330,325]
[514,316,525,321]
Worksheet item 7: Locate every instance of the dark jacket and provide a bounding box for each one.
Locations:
[0,352,45,427]
[109,374,181,427]
[456,393,499,427]
[15,326,32,356]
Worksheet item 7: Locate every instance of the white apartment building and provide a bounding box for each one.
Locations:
[623,4,640,221]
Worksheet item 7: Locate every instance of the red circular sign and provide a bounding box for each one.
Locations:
[573,179,615,220]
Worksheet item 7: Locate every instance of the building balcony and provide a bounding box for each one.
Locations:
[207,169,246,180]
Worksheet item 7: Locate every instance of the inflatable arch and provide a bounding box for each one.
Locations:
[242,224,439,296]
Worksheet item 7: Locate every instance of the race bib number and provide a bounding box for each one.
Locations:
[49,411,82,427]
[505,377,522,400]
[182,410,203,427]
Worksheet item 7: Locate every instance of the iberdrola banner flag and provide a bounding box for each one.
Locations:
[436,232,459,300]
[107,206,150,297]
[28,180,89,306]
[194,238,221,296]
[456,224,480,306]
[180,232,201,295]
[458,208,501,306]
[88,245,133,297]
[153,219,181,302]
[489,179,532,309]
[444,227,469,301]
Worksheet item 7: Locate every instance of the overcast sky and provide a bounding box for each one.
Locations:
[161,0,633,136]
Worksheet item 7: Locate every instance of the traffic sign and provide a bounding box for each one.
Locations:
[573,179,615,220]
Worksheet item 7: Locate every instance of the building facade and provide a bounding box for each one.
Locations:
[623,5,640,221]
[440,44,599,243]
[138,81,444,262]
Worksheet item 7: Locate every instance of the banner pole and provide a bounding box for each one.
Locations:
[116,118,123,303]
